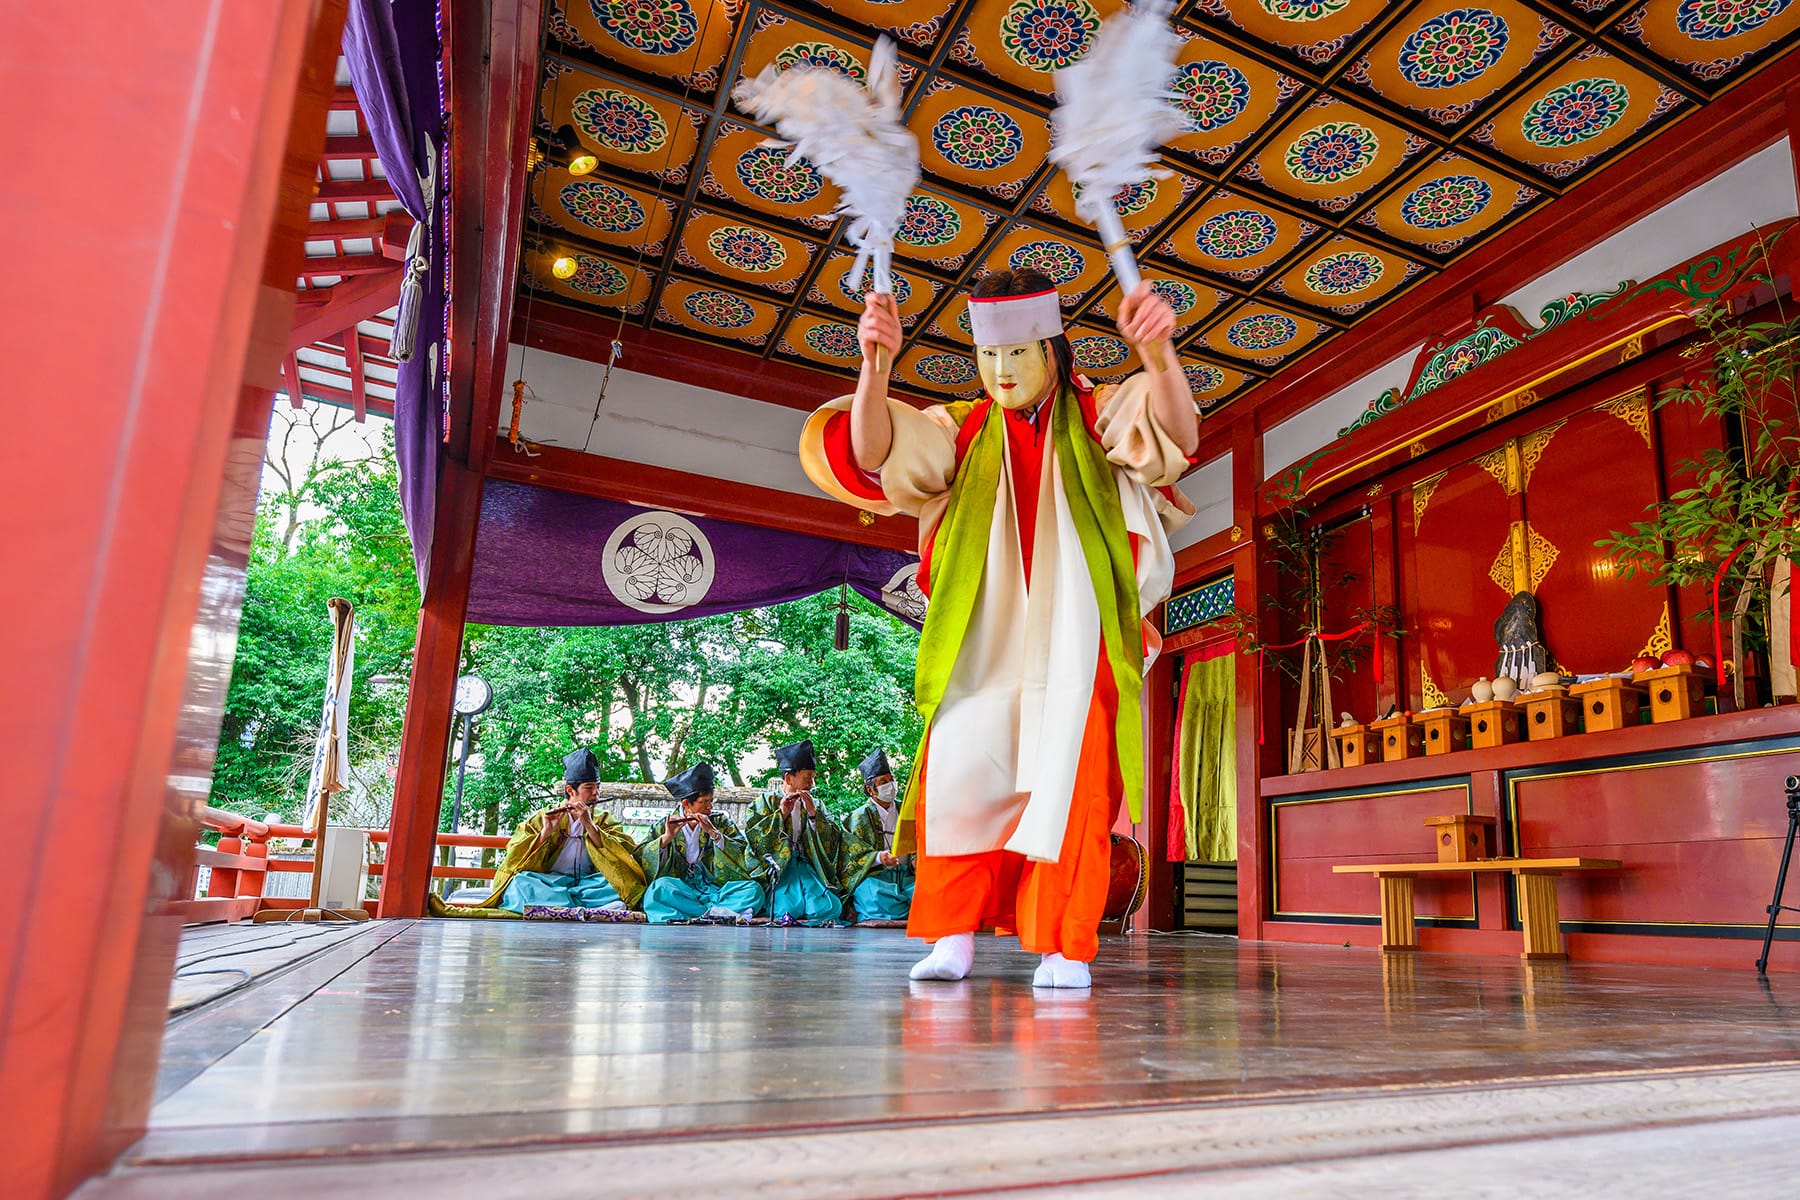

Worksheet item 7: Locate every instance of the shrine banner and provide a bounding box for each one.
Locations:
[467,479,926,629]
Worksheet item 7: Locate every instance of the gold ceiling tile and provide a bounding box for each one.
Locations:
[805,0,962,48]
[1247,97,1424,215]
[948,0,1129,96]
[1181,360,1249,411]
[1621,0,1800,84]
[1190,0,1388,64]
[655,279,782,346]
[1342,1,1570,126]
[1472,47,1688,183]
[1197,301,1332,367]
[1085,273,1229,338]
[895,343,983,400]
[983,225,1112,305]
[1359,152,1538,255]
[542,67,708,186]
[1165,35,1302,167]
[550,0,741,90]
[1269,236,1423,316]
[811,253,940,324]
[1160,192,1316,282]
[1033,169,1198,235]
[892,190,997,270]
[779,313,865,372]
[699,124,841,228]
[530,171,675,254]
[1066,324,1141,385]
[908,85,1052,201]
[675,211,814,294]
[523,247,653,314]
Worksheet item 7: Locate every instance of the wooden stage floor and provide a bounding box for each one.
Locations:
[89,919,1800,1196]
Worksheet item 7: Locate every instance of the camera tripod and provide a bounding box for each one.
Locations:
[1756,774,1800,975]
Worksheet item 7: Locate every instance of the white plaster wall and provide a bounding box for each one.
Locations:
[503,344,822,498]
[1169,451,1233,551]
[1261,349,1419,480]
[1502,139,1797,322]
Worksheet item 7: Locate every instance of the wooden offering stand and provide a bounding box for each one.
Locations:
[1569,677,1647,732]
[1638,664,1705,723]
[1465,700,1523,749]
[1414,709,1469,757]
[1331,723,1382,769]
[1424,813,1496,862]
[1371,713,1423,762]
[1519,686,1581,740]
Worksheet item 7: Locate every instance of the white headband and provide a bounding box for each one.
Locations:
[966,288,1063,346]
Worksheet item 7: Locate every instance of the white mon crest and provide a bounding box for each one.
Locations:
[601,511,716,615]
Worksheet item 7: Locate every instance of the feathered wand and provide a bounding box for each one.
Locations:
[734,38,920,372]
[1047,0,1186,369]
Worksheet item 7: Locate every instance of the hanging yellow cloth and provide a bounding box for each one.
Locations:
[1173,651,1237,863]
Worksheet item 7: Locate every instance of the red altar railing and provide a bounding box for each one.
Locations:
[182,807,509,923]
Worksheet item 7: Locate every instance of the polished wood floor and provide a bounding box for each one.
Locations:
[90,920,1800,1195]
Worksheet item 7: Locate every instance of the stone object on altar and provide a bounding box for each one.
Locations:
[1495,592,1553,683]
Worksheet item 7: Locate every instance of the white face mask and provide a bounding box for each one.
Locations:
[874,780,898,805]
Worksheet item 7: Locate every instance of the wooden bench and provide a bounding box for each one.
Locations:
[1331,858,1621,959]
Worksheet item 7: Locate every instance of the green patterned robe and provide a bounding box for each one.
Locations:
[841,799,914,922]
[745,790,846,924]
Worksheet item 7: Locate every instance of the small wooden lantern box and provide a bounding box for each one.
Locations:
[1424,814,1497,863]
[1520,686,1581,740]
[1331,723,1382,769]
[1570,677,1646,732]
[1371,713,1423,762]
[1465,700,1523,749]
[1415,709,1469,757]
[1639,664,1704,723]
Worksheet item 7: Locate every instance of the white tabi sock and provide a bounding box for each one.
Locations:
[598,900,627,914]
[1032,953,1091,989]
[909,932,975,981]
[702,905,741,920]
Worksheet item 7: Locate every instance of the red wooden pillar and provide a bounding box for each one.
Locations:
[1140,647,1178,930]
[0,3,343,1197]
[1231,421,1274,940]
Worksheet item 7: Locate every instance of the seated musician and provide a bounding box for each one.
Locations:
[444,747,646,917]
[842,748,914,924]
[638,762,765,924]
[744,739,846,925]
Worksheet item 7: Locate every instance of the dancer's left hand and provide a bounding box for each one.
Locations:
[1116,281,1175,357]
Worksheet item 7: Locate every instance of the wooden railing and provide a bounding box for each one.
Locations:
[182,808,511,923]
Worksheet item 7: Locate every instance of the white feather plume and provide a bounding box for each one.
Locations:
[732,38,920,294]
[1047,0,1185,233]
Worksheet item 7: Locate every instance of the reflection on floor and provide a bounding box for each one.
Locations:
[92,920,1800,1195]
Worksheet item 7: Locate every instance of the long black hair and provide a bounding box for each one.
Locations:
[970,267,1074,387]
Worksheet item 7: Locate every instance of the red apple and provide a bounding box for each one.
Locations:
[1662,649,1695,667]
[1631,656,1661,674]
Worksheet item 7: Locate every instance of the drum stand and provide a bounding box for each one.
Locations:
[1756,775,1800,975]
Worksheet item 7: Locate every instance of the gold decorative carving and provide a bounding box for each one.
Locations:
[1412,471,1447,533]
[1230,524,1244,543]
[1619,334,1646,363]
[1366,482,1384,498]
[1473,444,1520,495]
[1489,522,1560,594]
[1421,664,1451,710]
[1520,420,1566,492]
[1409,441,1429,459]
[1484,389,1540,425]
[1637,601,1673,662]
[1598,389,1653,449]
[856,510,876,526]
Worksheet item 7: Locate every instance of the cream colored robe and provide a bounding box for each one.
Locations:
[800,378,1192,861]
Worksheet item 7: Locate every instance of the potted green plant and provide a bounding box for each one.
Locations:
[1600,248,1800,712]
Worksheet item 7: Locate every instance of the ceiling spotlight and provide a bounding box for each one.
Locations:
[568,151,599,176]
[533,123,600,177]
[551,255,579,280]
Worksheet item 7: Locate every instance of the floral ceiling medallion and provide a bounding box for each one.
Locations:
[916,352,979,386]
[1258,0,1351,19]
[1228,312,1299,351]
[559,180,646,232]
[571,88,668,153]
[683,289,756,329]
[589,0,699,56]
[1521,78,1631,148]
[1170,60,1252,132]
[1675,0,1792,40]
[1285,121,1379,184]
[706,225,787,273]
[897,195,962,248]
[932,105,1025,170]
[734,145,823,203]
[1397,8,1510,89]
[999,0,1101,71]
[1196,209,1279,259]
[1305,251,1384,295]
[1009,238,1085,284]
[1401,174,1493,229]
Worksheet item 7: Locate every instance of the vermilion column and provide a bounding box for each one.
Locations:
[0,4,342,1197]
[1231,421,1272,940]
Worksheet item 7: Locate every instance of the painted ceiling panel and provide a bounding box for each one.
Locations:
[517,0,1799,421]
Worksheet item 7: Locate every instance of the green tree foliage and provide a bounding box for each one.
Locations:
[213,409,921,832]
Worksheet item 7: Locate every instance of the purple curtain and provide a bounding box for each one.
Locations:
[342,0,445,583]
[468,480,925,629]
